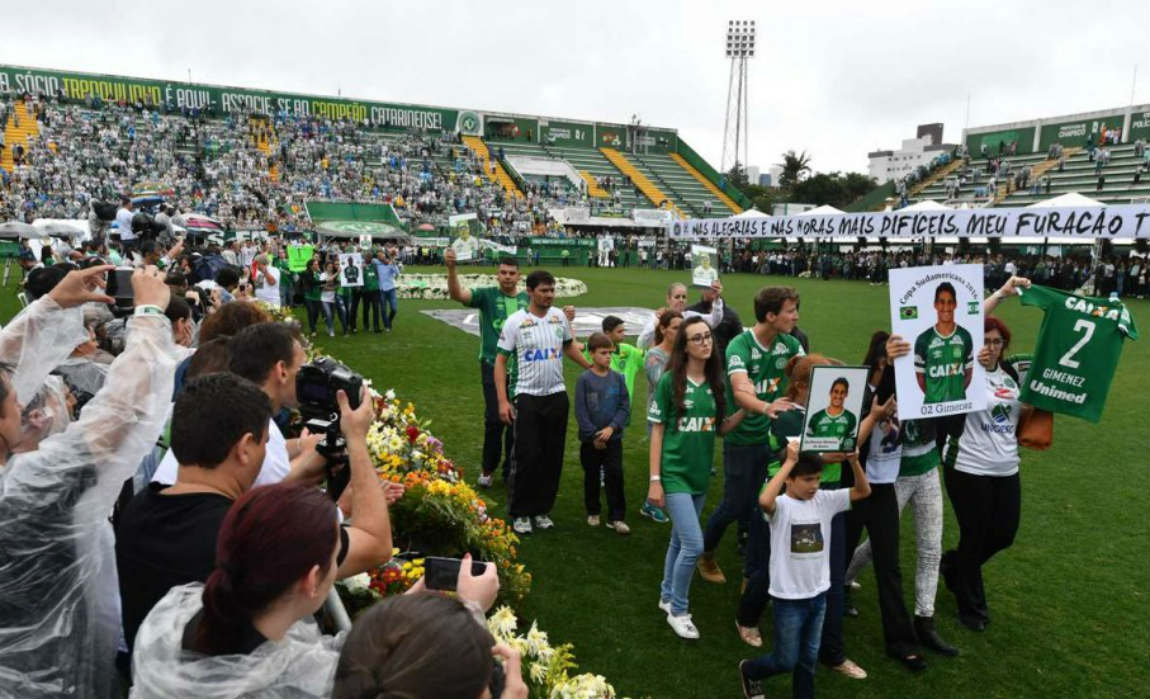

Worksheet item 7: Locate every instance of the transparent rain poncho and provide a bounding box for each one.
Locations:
[0,297,179,698]
[130,583,345,699]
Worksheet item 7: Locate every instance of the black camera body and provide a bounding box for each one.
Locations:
[296,357,364,500]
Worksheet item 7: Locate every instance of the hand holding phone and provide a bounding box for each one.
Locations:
[425,554,499,612]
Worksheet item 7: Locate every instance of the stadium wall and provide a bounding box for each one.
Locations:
[962,104,1150,155]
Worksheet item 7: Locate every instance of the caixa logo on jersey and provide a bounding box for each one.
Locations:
[522,347,559,362]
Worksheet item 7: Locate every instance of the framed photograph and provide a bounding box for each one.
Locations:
[338,253,363,287]
[888,264,985,418]
[690,244,719,287]
[801,365,869,453]
[448,213,480,261]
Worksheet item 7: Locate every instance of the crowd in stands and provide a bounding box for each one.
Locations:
[0,92,559,237]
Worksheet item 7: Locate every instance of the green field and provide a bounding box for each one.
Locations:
[5,265,1148,697]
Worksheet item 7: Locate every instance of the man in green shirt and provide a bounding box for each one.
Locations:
[699,286,803,583]
[359,252,382,332]
[273,247,295,308]
[446,248,529,487]
[914,282,974,404]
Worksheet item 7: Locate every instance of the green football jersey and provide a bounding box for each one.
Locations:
[648,373,718,495]
[914,325,974,404]
[804,408,858,452]
[468,287,529,364]
[1018,285,1139,422]
[725,329,805,445]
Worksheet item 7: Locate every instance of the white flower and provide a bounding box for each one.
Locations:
[529,661,548,686]
[524,622,550,657]
[341,572,371,592]
[487,606,518,639]
[384,388,396,401]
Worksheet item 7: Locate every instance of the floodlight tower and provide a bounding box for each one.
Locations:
[720,19,755,176]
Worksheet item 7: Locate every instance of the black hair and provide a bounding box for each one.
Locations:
[227,322,298,385]
[831,377,850,393]
[498,256,519,268]
[934,282,957,302]
[164,296,192,324]
[186,338,233,380]
[525,269,555,290]
[215,267,240,289]
[667,316,727,428]
[24,266,66,300]
[169,373,271,468]
[789,452,825,478]
[601,315,624,333]
[164,271,188,289]
[333,593,495,699]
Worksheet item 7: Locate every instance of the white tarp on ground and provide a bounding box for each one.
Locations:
[423,306,654,339]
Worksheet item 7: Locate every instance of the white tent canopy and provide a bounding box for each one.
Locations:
[1026,192,1105,208]
[900,200,951,211]
[733,208,768,218]
[795,204,845,216]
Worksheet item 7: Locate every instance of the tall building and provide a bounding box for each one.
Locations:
[867,123,955,183]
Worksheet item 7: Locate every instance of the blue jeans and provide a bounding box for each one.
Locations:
[380,288,398,329]
[703,441,770,556]
[660,492,706,615]
[743,593,827,699]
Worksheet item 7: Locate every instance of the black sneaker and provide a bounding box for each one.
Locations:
[915,615,959,656]
[738,660,765,699]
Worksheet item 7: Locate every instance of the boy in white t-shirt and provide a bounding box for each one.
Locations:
[738,442,871,699]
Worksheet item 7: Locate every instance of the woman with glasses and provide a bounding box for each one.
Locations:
[647,317,746,639]
[939,276,1032,631]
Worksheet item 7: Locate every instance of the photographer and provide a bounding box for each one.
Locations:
[117,363,395,656]
[0,265,178,698]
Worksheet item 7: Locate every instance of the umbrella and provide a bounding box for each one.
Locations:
[32,219,90,238]
[0,221,39,239]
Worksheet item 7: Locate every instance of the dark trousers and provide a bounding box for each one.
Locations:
[479,360,514,478]
[304,299,323,333]
[843,483,919,656]
[361,290,382,331]
[943,465,1021,622]
[347,289,365,329]
[737,505,772,627]
[704,441,770,555]
[580,440,624,521]
[509,392,569,518]
[819,511,848,666]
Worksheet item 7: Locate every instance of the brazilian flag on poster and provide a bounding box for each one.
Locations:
[900,306,918,320]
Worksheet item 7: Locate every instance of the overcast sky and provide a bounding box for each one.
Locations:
[3,0,1147,177]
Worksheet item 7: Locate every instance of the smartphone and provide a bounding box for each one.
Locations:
[424,556,490,591]
[104,267,135,308]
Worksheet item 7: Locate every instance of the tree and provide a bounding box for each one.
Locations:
[776,150,813,188]
[725,163,749,189]
[789,171,878,208]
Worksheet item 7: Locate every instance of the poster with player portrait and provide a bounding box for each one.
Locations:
[448,212,481,261]
[691,245,719,287]
[801,365,869,453]
[338,253,363,287]
[889,264,985,418]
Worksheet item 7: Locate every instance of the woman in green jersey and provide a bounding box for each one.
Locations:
[640,309,683,524]
[647,317,746,639]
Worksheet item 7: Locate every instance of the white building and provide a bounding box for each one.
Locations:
[868,123,955,183]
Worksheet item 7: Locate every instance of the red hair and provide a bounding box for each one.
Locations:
[985,315,1012,351]
[193,483,338,655]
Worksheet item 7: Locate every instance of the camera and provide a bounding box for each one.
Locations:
[296,357,364,500]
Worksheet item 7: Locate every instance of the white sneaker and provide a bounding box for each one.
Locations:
[533,514,555,530]
[587,514,601,527]
[658,598,672,614]
[607,520,630,535]
[477,473,494,488]
[512,517,533,535]
[666,612,700,639]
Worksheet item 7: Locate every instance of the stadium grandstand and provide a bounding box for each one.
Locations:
[0,64,750,236]
[903,106,1150,209]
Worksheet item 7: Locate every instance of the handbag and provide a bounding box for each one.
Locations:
[1018,407,1053,450]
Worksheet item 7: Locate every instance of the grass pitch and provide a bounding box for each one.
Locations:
[5,264,1146,697]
